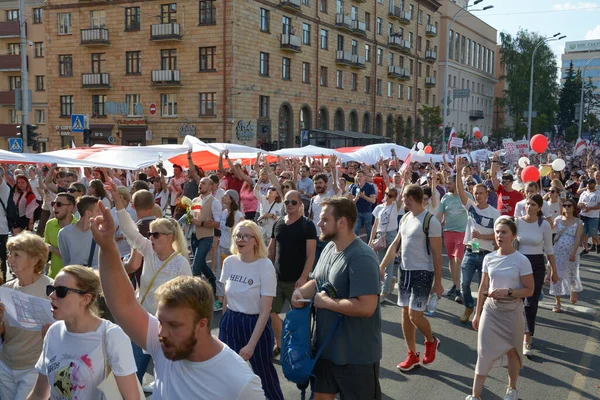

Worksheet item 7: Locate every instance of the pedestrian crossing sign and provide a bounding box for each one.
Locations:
[8,138,23,153]
[71,114,85,133]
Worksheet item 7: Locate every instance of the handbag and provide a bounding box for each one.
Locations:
[97,322,145,399]
[370,206,393,252]
[139,251,180,305]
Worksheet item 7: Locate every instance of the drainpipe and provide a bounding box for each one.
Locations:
[315,1,320,140]
[221,0,228,142]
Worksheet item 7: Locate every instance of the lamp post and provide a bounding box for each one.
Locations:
[442,0,493,152]
[526,33,566,141]
[578,56,599,139]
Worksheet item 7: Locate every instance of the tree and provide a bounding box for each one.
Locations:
[583,113,600,135]
[499,30,559,134]
[418,105,442,146]
[557,61,581,134]
[583,77,600,115]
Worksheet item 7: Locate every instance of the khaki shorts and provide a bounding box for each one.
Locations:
[271,281,296,313]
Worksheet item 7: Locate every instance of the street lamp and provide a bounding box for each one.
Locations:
[526,33,566,141]
[441,1,493,152]
[578,56,600,139]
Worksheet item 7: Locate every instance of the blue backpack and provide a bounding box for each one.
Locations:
[281,300,341,399]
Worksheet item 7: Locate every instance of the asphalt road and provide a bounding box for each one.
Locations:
[147,252,600,400]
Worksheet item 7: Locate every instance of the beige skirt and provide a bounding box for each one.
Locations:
[475,298,525,376]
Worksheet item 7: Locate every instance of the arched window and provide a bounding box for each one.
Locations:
[361,112,371,133]
[375,114,383,136]
[334,109,345,131]
[349,110,359,132]
[318,107,329,130]
[386,115,394,140]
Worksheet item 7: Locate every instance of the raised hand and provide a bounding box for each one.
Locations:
[90,201,117,248]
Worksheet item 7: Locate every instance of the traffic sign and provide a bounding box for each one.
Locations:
[71,114,85,133]
[453,89,471,99]
[149,103,157,115]
[8,138,23,153]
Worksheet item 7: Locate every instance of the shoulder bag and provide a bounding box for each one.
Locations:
[139,252,180,305]
[370,205,393,252]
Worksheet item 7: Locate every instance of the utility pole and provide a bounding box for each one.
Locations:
[18,0,29,153]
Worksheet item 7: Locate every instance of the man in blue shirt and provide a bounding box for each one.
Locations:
[350,170,377,240]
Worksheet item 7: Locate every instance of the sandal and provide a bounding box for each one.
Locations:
[552,305,562,313]
[272,346,281,358]
[570,293,578,304]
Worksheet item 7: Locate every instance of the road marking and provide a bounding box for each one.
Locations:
[538,301,597,316]
[566,310,600,400]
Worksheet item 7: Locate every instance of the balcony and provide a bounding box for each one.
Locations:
[388,65,409,80]
[388,35,411,53]
[151,69,181,86]
[80,28,109,45]
[0,21,20,38]
[0,91,15,105]
[352,19,366,36]
[280,0,301,13]
[425,76,436,87]
[335,14,353,32]
[399,10,412,24]
[426,24,437,37]
[351,54,366,69]
[335,50,353,66]
[425,49,437,62]
[280,33,301,53]
[82,73,110,88]
[150,23,182,41]
[0,55,21,72]
[469,110,484,120]
[388,6,401,21]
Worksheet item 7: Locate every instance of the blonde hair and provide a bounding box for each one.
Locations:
[117,186,131,204]
[550,179,565,192]
[155,276,213,329]
[230,220,269,259]
[149,218,189,259]
[7,231,48,274]
[60,265,101,315]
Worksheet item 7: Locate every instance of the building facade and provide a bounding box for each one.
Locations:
[43,0,441,150]
[561,39,600,98]
[0,0,48,151]
[436,0,497,138]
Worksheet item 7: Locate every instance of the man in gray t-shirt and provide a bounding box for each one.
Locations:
[292,197,382,399]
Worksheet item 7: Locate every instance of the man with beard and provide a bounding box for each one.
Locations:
[90,202,264,399]
[291,197,382,400]
[44,193,77,279]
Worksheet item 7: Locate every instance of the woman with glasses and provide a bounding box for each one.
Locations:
[28,265,140,400]
[0,232,51,399]
[515,194,558,356]
[545,184,563,236]
[550,199,583,312]
[219,221,283,400]
[254,183,283,244]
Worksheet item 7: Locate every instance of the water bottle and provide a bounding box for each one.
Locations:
[426,294,440,316]
[471,239,480,253]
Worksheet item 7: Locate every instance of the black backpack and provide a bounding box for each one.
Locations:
[0,186,19,229]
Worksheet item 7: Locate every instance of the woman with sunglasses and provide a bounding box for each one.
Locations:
[550,200,583,312]
[515,194,558,357]
[28,265,140,400]
[545,184,563,236]
[12,174,39,234]
[0,232,51,399]
[254,182,283,244]
[218,221,283,400]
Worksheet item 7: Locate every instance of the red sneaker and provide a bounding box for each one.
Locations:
[423,336,440,366]
[397,351,421,372]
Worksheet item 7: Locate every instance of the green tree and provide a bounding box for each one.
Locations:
[557,61,581,133]
[583,77,600,115]
[583,113,600,135]
[565,125,578,142]
[418,105,443,145]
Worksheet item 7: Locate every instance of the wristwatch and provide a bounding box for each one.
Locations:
[507,288,513,296]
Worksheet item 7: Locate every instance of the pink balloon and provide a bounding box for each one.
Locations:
[521,165,540,183]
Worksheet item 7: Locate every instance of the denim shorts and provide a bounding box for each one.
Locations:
[583,217,599,237]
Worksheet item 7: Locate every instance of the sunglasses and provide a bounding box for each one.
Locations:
[51,201,70,208]
[234,233,255,242]
[67,188,78,193]
[467,181,476,186]
[284,200,298,206]
[148,231,167,239]
[46,285,88,298]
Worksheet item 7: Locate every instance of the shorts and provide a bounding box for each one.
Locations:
[313,358,381,400]
[444,231,466,259]
[398,269,434,311]
[583,217,599,237]
[271,281,296,313]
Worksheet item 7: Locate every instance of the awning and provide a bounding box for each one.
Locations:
[310,129,390,141]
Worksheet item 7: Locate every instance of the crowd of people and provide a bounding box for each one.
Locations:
[0,140,592,400]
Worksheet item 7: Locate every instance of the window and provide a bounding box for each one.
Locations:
[320,29,328,49]
[400,55,404,67]
[351,39,357,55]
[199,92,216,116]
[417,88,421,103]
[418,10,423,24]
[376,17,382,35]
[448,29,454,59]
[161,94,178,116]
[365,44,371,62]
[388,23,393,36]
[35,109,46,124]
[364,76,371,94]
[260,8,270,32]
[461,36,466,64]
[9,76,21,91]
[90,10,105,28]
[6,10,18,21]
[125,7,141,31]
[161,49,177,70]
[351,73,357,91]
[58,13,71,34]
[466,38,471,64]
[160,4,177,23]
[365,12,370,30]
[418,62,422,77]
[36,76,45,91]
[282,16,291,35]
[7,43,19,55]
[387,81,392,97]
[302,62,310,83]
[126,94,141,116]
[282,57,291,80]
[125,51,141,74]
[377,48,382,65]
[302,0,310,5]
[320,66,328,86]
[351,6,357,20]
[91,53,105,73]
[9,110,21,124]
[199,47,216,71]
[398,84,403,99]
[336,70,343,89]
[259,95,270,118]
[33,8,43,24]
[34,42,44,58]
[418,36,422,51]
[409,59,413,74]
[336,0,342,14]
[260,52,270,76]
[60,95,73,117]
[58,55,73,76]
[92,95,106,117]
[337,35,344,51]
[302,23,311,45]
[376,79,382,96]
[199,0,216,25]
[388,52,393,66]
[320,0,328,12]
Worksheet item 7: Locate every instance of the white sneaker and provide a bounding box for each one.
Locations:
[465,396,481,400]
[523,342,532,357]
[504,387,518,400]
[142,380,155,393]
[379,292,387,304]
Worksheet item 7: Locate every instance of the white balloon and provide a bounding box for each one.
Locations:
[482,136,489,144]
[552,158,566,171]
[417,142,424,150]
[518,156,530,169]
[418,149,426,157]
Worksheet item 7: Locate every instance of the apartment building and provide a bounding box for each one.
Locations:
[437,0,497,138]
[0,0,48,151]
[44,0,441,149]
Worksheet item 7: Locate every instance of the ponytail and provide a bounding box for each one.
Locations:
[169,217,189,259]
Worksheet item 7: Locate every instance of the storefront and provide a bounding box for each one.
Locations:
[117,118,147,146]
[89,124,114,146]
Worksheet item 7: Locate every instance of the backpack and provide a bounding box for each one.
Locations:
[0,186,19,229]
[281,299,342,400]
[397,211,434,255]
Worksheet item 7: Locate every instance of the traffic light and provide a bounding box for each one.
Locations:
[83,129,92,145]
[27,125,39,151]
[16,125,23,136]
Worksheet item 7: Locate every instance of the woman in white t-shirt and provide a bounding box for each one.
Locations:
[545,184,562,234]
[468,217,534,400]
[29,265,139,400]
[152,174,169,216]
[218,221,283,400]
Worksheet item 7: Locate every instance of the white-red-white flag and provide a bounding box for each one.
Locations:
[399,144,416,175]
[574,138,587,156]
[447,127,456,153]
